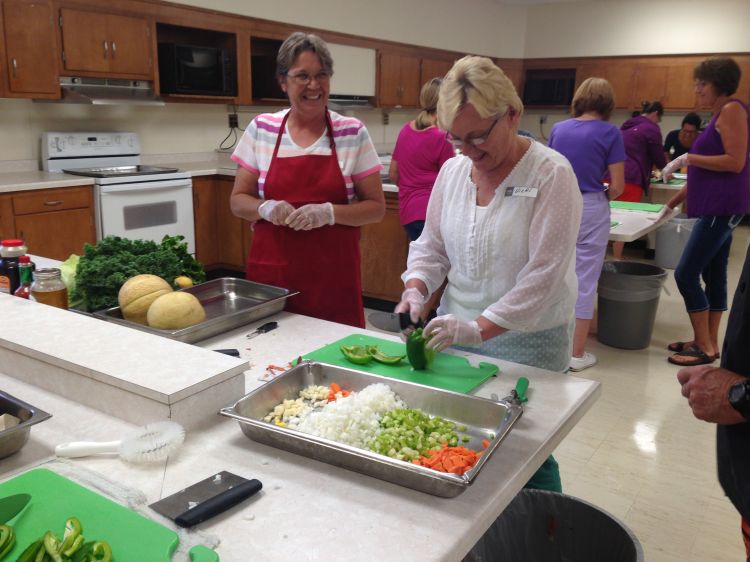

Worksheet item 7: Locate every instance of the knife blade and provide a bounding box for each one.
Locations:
[245,321,278,339]
[0,493,30,523]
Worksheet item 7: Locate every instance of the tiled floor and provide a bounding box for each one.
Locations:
[366,224,750,561]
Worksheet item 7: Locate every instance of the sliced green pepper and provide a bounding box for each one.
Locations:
[340,345,372,365]
[90,541,112,562]
[365,345,405,365]
[15,539,43,562]
[43,531,63,562]
[406,328,435,370]
[0,524,15,561]
[60,517,82,556]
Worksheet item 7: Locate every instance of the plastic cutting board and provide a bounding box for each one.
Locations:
[302,334,498,393]
[609,201,664,213]
[0,468,218,562]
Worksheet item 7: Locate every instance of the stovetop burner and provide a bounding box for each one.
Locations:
[62,165,179,178]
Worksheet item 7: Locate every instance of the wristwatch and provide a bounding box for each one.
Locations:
[728,380,750,421]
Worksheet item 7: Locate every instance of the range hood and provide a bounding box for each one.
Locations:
[57,77,165,106]
[327,94,373,110]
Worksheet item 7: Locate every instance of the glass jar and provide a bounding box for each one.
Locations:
[0,239,27,295]
[30,268,68,310]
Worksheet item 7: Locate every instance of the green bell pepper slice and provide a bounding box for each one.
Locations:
[365,345,405,365]
[340,345,372,365]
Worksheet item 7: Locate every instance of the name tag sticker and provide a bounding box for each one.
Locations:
[504,186,538,198]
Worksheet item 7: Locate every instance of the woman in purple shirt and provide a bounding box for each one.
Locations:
[389,78,455,241]
[660,57,750,366]
[548,78,625,371]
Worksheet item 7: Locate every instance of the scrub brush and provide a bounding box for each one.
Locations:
[55,421,186,464]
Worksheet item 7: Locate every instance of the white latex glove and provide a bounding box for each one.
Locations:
[423,314,482,352]
[661,153,688,182]
[258,199,295,225]
[394,287,426,339]
[285,203,335,231]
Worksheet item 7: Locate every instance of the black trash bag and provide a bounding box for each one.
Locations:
[470,489,643,562]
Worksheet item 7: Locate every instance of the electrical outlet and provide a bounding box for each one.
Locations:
[539,115,548,125]
[228,113,239,128]
[382,112,389,126]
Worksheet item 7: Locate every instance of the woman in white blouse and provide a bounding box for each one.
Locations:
[396,56,582,492]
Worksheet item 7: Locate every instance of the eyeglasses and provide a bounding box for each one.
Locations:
[287,71,331,85]
[446,116,501,148]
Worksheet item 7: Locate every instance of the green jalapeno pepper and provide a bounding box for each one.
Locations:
[340,345,372,365]
[406,328,435,370]
[365,346,405,365]
[0,524,15,560]
[15,539,43,562]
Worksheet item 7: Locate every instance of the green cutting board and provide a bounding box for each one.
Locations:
[302,334,498,394]
[0,468,218,562]
[610,201,664,213]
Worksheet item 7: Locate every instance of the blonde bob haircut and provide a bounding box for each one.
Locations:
[571,77,615,120]
[437,56,523,131]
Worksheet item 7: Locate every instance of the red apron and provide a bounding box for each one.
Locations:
[246,110,365,328]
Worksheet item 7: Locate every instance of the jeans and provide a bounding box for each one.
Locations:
[675,214,744,312]
[403,220,425,242]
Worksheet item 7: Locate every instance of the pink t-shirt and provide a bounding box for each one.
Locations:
[392,123,455,225]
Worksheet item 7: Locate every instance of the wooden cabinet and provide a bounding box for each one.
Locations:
[360,191,409,302]
[59,8,152,78]
[378,52,420,108]
[1,186,96,260]
[192,175,252,271]
[420,57,454,86]
[1,0,59,97]
[575,60,636,109]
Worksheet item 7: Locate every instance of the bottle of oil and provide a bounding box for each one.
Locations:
[30,268,68,309]
[13,256,33,299]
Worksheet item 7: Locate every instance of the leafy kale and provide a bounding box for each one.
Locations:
[71,235,206,312]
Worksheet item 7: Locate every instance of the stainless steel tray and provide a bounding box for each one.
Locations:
[220,361,523,497]
[93,277,297,343]
[0,391,52,459]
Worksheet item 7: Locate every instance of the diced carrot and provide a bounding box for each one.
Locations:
[482,439,490,449]
[341,389,350,397]
[330,382,341,393]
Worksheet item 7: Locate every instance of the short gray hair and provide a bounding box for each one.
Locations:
[437,56,522,131]
[276,32,334,78]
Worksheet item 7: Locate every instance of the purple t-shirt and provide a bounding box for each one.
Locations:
[687,99,750,217]
[548,118,625,193]
[620,115,667,190]
[392,123,454,225]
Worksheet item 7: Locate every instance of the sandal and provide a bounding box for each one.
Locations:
[667,341,720,359]
[668,348,717,366]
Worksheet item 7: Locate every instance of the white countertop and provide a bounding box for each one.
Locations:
[0,289,600,561]
[610,207,666,242]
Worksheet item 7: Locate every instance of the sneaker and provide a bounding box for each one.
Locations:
[569,352,597,372]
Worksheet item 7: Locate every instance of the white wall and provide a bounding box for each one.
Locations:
[524,0,750,58]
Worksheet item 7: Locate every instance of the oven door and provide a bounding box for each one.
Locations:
[97,178,196,254]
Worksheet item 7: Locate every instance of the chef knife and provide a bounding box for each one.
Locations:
[246,321,278,339]
[0,493,30,523]
[149,471,262,528]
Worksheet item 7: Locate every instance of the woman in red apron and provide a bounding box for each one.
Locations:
[229,33,385,328]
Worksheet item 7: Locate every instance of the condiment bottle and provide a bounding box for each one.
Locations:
[30,268,68,310]
[0,239,27,295]
[13,256,33,299]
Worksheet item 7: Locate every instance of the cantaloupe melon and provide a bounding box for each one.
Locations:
[147,291,206,330]
[118,274,173,325]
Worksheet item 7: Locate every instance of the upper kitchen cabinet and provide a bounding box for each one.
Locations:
[155,23,239,102]
[1,0,59,97]
[420,57,454,85]
[378,52,420,108]
[575,59,636,109]
[250,36,285,103]
[59,7,153,78]
[327,43,376,98]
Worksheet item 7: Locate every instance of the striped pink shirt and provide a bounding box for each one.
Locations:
[231,109,382,201]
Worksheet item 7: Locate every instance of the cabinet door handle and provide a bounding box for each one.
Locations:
[103,41,109,59]
[111,41,116,58]
[44,200,64,207]
[11,58,17,78]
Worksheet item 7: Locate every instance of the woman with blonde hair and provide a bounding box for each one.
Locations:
[548,77,625,371]
[389,77,455,241]
[395,56,581,492]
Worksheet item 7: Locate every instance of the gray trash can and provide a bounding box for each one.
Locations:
[470,489,643,562]
[597,261,667,350]
[655,213,697,269]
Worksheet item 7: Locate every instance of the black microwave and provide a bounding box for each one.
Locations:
[158,43,237,97]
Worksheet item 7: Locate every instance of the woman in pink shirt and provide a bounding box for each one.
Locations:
[389,78,455,241]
